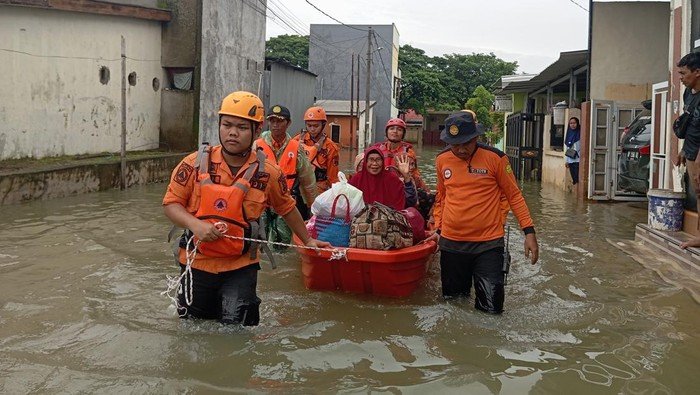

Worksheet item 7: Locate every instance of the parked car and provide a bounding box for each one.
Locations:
[618,113,652,194]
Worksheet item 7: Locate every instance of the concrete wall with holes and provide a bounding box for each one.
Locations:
[0,6,163,160]
[198,0,266,145]
[309,24,399,145]
[590,2,670,102]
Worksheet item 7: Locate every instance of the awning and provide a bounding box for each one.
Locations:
[496,50,588,95]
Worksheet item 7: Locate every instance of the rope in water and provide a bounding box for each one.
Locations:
[161,221,349,316]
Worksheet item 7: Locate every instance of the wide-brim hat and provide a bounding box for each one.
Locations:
[440,112,485,145]
[266,105,291,120]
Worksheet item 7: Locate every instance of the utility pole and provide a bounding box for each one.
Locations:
[364,27,372,151]
[120,36,127,190]
[350,53,355,151]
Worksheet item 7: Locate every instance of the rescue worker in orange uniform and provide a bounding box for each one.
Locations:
[255,105,317,248]
[373,118,424,186]
[294,106,340,193]
[163,91,330,326]
[425,111,539,314]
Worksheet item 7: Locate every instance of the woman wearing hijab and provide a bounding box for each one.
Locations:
[564,117,581,185]
[349,147,417,210]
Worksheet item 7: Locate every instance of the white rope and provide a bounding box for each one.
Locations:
[161,221,349,313]
[160,235,198,317]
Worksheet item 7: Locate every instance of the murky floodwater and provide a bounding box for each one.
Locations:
[1,146,699,393]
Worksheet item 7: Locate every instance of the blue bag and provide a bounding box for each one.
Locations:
[313,194,351,247]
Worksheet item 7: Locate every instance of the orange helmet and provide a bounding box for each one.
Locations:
[218,91,264,123]
[304,106,327,122]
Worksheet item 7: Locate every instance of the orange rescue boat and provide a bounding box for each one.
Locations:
[293,236,438,298]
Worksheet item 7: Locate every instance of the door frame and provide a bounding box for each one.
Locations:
[650,81,669,190]
[588,100,647,201]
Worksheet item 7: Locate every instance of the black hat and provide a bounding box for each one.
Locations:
[440,111,485,145]
[266,105,291,120]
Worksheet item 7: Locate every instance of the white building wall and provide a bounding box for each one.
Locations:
[0,6,162,160]
[590,2,670,101]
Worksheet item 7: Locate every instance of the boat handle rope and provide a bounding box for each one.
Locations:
[161,221,349,315]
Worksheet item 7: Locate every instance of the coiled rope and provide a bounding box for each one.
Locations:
[161,221,349,316]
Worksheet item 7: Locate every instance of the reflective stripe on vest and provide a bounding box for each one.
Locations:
[255,138,299,190]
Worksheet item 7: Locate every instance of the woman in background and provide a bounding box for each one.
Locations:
[564,117,581,185]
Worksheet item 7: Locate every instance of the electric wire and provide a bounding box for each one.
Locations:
[304,0,368,31]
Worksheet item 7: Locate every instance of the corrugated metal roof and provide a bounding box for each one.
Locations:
[497,50,588,94]
[315,99,376,115]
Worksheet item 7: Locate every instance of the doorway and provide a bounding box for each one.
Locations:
[588,100,647,200]
[330,124,341,144]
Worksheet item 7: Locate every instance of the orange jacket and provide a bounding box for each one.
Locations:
[373,141,422,183]
[255,137,299,190]
[163,145,296,273]
[294,132,339,192]
[433,145,534,242]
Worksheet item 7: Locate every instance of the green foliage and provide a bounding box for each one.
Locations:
[399,46,517,114]
[489,112,505,145]
[465,86,506,145]
[262,38,518,118]
[265,34,310,69]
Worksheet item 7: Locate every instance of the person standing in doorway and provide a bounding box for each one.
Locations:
[424,111,539,314]
[564,117,581,185]
[675,52,700,249]
[294,106,340,193]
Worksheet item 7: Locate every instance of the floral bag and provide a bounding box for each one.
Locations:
[349,202,413,250]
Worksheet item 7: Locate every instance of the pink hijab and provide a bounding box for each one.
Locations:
[349,147,405,210]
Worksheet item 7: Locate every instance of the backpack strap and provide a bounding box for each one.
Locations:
[167,142,210,243]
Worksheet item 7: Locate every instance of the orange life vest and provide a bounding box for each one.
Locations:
[193,145,266,259]
[374,141,411,170]
[255,138,299,190]
[295,132,329,182]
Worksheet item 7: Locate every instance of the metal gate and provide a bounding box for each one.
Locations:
[505,112,545,181]
[588,100,646,200]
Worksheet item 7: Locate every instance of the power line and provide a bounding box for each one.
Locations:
[267,0,309,35]
[372,31,392,84]
[568,0,588,12]
[304,0,368,31]
[0,47,159,62]
[323,67,355,101]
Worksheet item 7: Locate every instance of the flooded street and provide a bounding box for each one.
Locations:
[1,146,699,393]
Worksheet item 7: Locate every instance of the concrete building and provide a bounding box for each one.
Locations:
[162,0,266,149]
[401,109,423,146]
[583,1,670,201]
[314,99,375,149]
[309,24,400,148]
[0,0,266,160]
[262,59,317,136]
[0,1,169,160]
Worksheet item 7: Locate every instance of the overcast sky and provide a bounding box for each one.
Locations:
[264,0,666,75]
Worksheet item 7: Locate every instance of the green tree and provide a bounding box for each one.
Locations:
[399,46,517,114]
[466,85,504,145]
[265,34,309,69]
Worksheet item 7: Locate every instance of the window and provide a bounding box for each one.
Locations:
[165,67,195,91]
[330,124,341,143]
